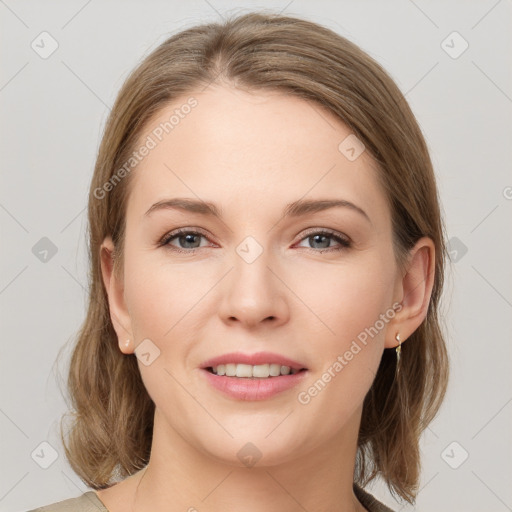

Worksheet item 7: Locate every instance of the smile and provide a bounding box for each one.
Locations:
[207,363,304,378]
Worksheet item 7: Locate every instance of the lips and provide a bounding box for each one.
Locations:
[200,351,308,371]
[200,352,309,400]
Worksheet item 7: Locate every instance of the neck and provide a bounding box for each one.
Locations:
[125,407,366,512]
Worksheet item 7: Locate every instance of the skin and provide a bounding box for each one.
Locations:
[98,84,435,512]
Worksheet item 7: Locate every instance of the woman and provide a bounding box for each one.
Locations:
[29,11,449,512]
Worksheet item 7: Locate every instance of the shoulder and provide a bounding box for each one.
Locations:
[24,491,109,512]
[353,483,396,512]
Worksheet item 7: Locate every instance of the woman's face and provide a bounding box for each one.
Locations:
[105,84,404,467]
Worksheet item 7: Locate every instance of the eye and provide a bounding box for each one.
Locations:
[159,229,213,252]
[159,228,351,254]
[295,229,351,252]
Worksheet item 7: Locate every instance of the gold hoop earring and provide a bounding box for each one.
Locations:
[395,333,402,377]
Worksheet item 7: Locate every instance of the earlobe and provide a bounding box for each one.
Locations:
[385,237,435,348]
[121,338,134,355]
[100,236,134,353]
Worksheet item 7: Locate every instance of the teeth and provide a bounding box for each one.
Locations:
[236,364,253,378]
[210,363,301,378]
[269,364,281,377]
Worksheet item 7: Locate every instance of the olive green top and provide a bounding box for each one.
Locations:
[27,483,395,512]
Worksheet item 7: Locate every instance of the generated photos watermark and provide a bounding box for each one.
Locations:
[93,96,198,200]
[297,301,402,405]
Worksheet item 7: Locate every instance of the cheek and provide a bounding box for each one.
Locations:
[291,261,392,429]
[121,252,203,409]
[295,253,395,346]
[123,250,206,339]
[291,251,395,412]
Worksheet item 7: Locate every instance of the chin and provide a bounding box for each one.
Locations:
[196,432,308,470]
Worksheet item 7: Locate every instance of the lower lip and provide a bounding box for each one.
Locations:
[200,369,308,401]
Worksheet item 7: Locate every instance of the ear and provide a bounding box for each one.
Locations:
[100,236,134,354]
[385,236,435,349]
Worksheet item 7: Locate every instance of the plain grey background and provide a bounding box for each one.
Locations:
[1,1,511,511]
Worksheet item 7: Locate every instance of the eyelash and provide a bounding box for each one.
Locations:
[158,227,351,254]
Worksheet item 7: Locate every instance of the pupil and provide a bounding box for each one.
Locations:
[181,234,199,248]
[311,234,329,249]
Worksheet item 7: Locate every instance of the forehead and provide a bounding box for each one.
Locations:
[126,84,388,225]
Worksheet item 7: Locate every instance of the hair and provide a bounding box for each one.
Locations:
[59,10,449,505]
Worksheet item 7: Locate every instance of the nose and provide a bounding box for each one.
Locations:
[217,249,290,329]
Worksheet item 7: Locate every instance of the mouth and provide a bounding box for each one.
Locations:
[199,352,309,400]
[204,364,307,378]
[201,365,308,401]
[200,351,308,378]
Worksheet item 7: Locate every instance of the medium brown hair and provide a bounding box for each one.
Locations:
[59,11,449,505]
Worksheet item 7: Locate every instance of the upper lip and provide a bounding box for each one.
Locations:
[201,351,308,371]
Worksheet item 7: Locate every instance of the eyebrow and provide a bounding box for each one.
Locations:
[144,197,371,224]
